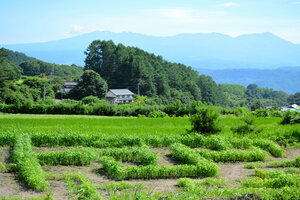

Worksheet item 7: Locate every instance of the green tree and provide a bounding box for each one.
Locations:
[189,106,222,134]
[68,70,108,100]
[0,66,19,87]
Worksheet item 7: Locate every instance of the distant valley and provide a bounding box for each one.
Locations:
[197,67,300,94]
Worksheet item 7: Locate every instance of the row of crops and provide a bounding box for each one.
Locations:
[0,132,284,156]
[0,133,286,192]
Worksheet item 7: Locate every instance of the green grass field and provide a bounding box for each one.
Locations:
[0,113,299,200]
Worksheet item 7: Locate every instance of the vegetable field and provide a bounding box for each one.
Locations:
[0,113,299,200]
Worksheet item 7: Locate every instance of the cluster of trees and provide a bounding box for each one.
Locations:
[0,48,82,104]
[219,83,292,109]
[84,40,226,105]
[1,48,83,79]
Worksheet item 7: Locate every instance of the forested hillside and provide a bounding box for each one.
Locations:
[84,40,226,105]
[0,48,83,79]
[219,84,290,108]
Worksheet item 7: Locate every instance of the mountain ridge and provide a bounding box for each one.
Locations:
[2,31,300,68]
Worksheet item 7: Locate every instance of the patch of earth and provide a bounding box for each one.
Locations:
[151,148,177,166]
[42,161,178,198]
[0,146,11,164]
[0,172,44,198]
[266,148,300,161]
[33,146,72,153]
[218,163,254,187]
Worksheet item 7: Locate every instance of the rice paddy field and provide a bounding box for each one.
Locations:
[0,113,299,200]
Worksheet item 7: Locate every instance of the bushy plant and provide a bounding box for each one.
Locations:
[80,96,102,105]
[231,115,260,135]
[147,111,168,118]
[281,111,300,125]
[189,106,222,134]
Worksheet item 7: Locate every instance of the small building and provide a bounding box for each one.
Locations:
[106,89,134,104]
[61,81,78,93]
[289,104,298,109]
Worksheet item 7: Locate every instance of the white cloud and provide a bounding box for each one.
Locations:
[217,2,237,7]
[73,25,84,31]
[61,25,105,38]
[144,8,225,23]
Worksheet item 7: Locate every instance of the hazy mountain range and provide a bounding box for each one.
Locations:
[197,67,300,94]
[2,31,300,69]
[1,31,300,93]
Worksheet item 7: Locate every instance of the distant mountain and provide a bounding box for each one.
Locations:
[197,67,300,94]
[1,31,300,69]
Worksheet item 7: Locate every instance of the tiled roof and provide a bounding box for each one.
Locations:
[109,89,134,95]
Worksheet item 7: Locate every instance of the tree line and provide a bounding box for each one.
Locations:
[0,43,298,109]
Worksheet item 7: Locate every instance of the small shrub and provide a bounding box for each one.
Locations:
[81,96,102,105]
[176,178,195,189]
[147,111,168,118]
[189,106,222,134]
[231,115,258,135]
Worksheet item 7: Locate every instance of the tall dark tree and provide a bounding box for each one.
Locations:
[197,75,226,105]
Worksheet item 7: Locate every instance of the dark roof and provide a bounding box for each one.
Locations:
[109,89,134,95]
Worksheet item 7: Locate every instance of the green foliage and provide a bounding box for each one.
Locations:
[176,178,196,189]
[37,147,97,166]
[196,148,267,162]
[170,143,219,176]
[0,48,35,64]
[36,146,157,166]
[0,66,20,87]
[12,134,49,191]
[189,106,222,134]
[0,162,6,172]
[81,96,102,104]
[100,156,217,180]
[19,59,83,78]
[61,173,103,200]
[231,115,257,135]
[197,75,227,105]
[68,70,108,100]
[84,40,227,105]
[244,156,300,169]
[242,169,300,189]
[281,111,300,125]
[288,92,300,105]
[148,111,168,118]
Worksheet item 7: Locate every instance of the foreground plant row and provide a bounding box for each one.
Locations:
[1,131,299,199]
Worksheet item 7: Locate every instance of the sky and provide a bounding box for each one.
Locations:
[1,0,300,44]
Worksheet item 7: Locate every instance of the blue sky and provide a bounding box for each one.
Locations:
[1,0,300,44]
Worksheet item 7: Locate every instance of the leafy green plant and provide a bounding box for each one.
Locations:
[0,162,6,172]
[281,111,300,125]
[196,147,267,162]
[148,111,168,118]
[61,173,103,200]
[189,106,222,134]
[12,134,49,191]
